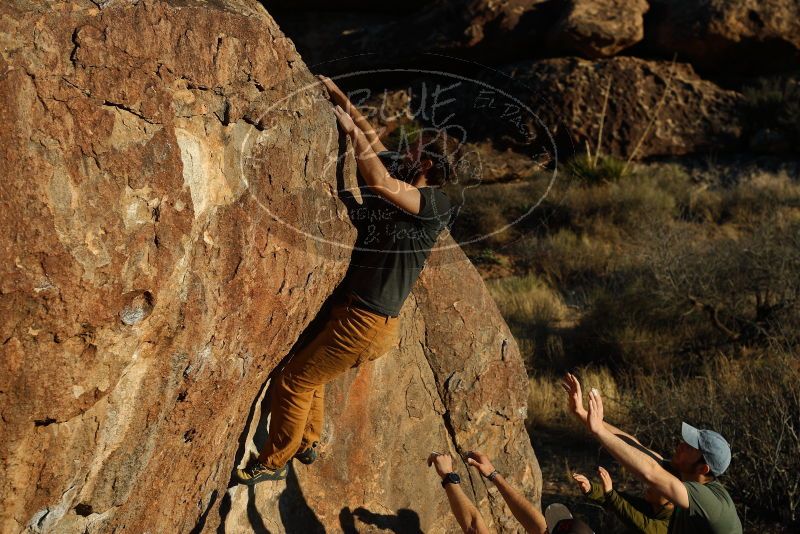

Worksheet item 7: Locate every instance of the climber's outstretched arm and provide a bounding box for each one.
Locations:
[320,75,388,154]
[332,105,423,214]
[428,453,490,534]
[562,373,664,462]
[467,452,547,534]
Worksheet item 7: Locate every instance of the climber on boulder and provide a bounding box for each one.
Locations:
[234,75,456,485]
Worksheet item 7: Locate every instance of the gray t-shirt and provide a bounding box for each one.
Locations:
[668,481,742,534]
[342,186,451,316]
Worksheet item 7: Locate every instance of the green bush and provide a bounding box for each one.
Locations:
[566,154,628,185]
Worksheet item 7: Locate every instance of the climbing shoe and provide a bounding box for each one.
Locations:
[294,442,319,465]
[234,461,288,485]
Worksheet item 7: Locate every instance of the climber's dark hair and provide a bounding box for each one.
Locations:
[417,131,460,187]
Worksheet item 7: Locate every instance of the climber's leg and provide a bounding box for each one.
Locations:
[297,313,400,452]
[364,316,400,365]
[256,301,398,470]
[300,312,400,448]
[299,385,324,452]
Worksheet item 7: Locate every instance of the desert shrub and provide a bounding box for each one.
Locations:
[679,185,725,224]
[573,219,800,373]
[742,75,800,151]
[453,178,554,248]
[647,164,727,224]
[643,221,800,350]
[568,255,703,372]
[626,354,800,525]
[718,171,800,225]
[566,154,628,185]
[541,165,683,242]
[565,176,677,229]
[471,248,508,266]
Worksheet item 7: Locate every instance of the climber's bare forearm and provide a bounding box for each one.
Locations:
[349,128,421,213]
[444,484,490,534]
[492,475,547,534]
[345,100,388,154]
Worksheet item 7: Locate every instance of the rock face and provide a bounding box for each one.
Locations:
[491,56,744,159]
[0,1,539,533]
[646,0,800,75]
[550,0,649,58]
[220,247,539,533]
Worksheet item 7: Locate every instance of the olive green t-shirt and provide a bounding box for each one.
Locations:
[668,481,742,534]
[586,481,671,534]
[342,186,451,316]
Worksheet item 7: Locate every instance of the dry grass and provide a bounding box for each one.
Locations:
[721,170,800,225]
[487,272,568,328]
[474,163,800,529]
[526,366,628,432]
[561,174,678,229]
[528,230,617,286]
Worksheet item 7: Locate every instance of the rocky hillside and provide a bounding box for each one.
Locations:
[270,0,800,159]
[0,1,538,532]
[272,0,800,76]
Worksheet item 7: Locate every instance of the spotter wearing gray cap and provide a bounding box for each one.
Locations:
[681,422,732,476]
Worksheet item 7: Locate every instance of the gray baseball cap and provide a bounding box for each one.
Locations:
[545,504,594,534]
[681,422,731,476]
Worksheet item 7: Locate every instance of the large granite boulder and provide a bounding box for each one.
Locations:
[219,246,539,533]
[645,0,800,75]
[549,0,650,58]
[0,0,539,532]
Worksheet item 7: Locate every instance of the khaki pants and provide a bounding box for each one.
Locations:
[257,298,400,469]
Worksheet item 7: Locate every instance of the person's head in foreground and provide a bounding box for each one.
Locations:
[671,422,731,482]
[544,503,594,534]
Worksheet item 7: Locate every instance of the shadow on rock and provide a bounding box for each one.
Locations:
[247,485,272,534]
[216,375,273,532]
[340,506,423,534]
[278,464,325,533]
